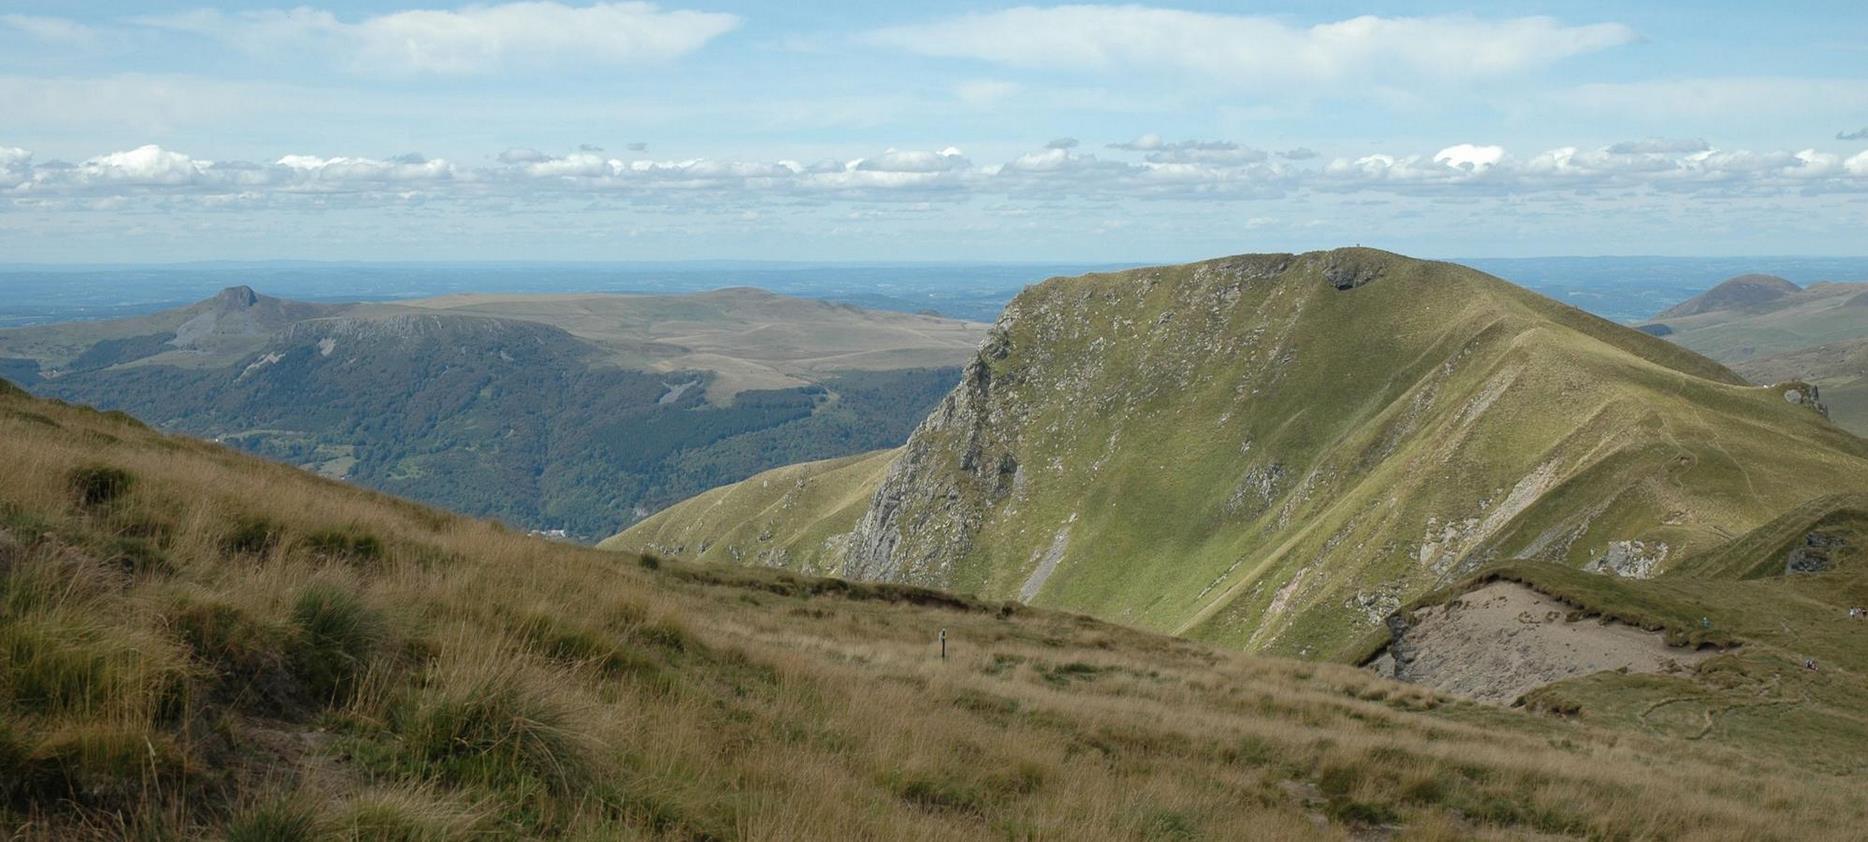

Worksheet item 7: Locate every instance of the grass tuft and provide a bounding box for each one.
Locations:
[290,584,386,706]
[224,516,286,557]
[305,527,386,565]
[226,798,322,842]
[69,465,134,509]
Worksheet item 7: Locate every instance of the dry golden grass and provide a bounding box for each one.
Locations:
[2,383,1865,840]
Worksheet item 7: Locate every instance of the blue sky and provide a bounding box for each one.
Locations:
[2,1,1865,262]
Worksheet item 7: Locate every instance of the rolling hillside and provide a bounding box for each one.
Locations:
[1635,275,1868,436]
[609,249,1868,659]
[7,379,1868,839]
[0,287,985,539]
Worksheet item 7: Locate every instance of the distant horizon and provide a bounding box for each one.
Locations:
[8,252,1868,270]
[5,3,1866,261]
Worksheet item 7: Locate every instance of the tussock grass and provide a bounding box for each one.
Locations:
[2,385,1866,839]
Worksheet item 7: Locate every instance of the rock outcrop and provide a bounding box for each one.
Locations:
[612,248,1868,657]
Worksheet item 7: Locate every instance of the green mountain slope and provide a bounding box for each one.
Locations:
[1733,336,1868,437]
[0,288,981,539]
[1636,275,1868,434]
[610,248,1868,658]
[600,448,898,573]
[20,382,1868,838]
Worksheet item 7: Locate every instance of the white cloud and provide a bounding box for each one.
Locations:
[0,146,31,189]
[867,9,1634,89]
[1109,133,1165,151]
[274,153,455,187]
[8,139,1866,209]
[79,145,216,186]
[0,13,97,45]
[138,2,741,75]
[1433,143,1505,172]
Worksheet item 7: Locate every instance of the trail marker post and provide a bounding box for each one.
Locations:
[940,628,947,661]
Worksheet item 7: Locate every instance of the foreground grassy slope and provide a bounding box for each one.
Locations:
[611,249,1868,659]
[9,383,1868,839]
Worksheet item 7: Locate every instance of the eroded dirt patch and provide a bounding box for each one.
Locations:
[1370,581,1715,704]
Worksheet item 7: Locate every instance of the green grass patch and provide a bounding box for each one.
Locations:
[289,584,386,706]
[68,465,134,509]
[304,527,387,565]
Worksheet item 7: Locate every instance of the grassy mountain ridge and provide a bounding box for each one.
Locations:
[0,288,982,538]
[610,249,1868,659]
[6,378,1868,838]
[1637,274,1868,435]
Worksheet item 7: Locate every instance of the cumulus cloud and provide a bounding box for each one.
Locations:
[137,2,741,75]
[1432,143,1505,172]
[1045,138,1079,150]
[1109,133,1165,151]
[7,138,1866,209]
[5,145,457,197]
[867,9,1634,90]
[0,146,31,189]
[1279,147,1320,161]
[275,152,455,187]
[1324,140,1868,195]
[1840,127,1868,141]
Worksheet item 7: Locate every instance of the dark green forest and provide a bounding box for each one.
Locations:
[24,321,955,540]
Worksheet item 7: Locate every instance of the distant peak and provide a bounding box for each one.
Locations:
[1655,273,1800,319]
[1717,273,1799,293]
[213,285,260,308]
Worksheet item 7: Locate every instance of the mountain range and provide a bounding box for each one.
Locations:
[7,248,1868,836]
[0,286,985,539]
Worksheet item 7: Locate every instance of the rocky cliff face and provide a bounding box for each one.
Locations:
[614,248,1868,657]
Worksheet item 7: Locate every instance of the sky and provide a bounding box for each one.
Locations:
[2,1,1866,262]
